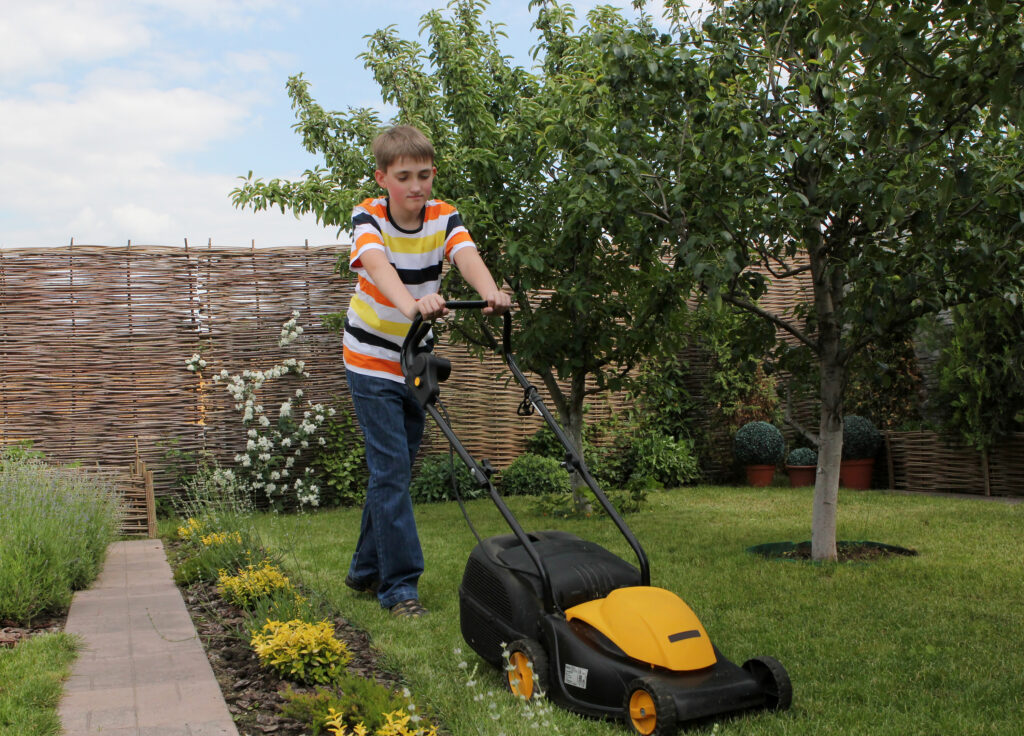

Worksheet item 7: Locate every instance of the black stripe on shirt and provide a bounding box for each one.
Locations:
[345,320,436,354]
[445,212,465,237]
[344,320,401,352]
[352,212,382,232]
[396,262,443,285]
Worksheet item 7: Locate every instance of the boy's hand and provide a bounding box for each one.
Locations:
[482,290,511,315]
[414,293,448,320]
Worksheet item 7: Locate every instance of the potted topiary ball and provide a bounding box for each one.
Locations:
[733,421,786,486]
[840,415,882,489]
[785,447,818,487]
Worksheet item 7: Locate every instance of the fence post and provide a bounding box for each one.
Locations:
[885,430,895,490]
[981,449,991,497]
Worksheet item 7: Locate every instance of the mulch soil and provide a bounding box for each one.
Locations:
[1,614,66,649]
[776,541,918,562]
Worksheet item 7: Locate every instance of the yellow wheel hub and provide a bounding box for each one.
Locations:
[507,651,534,699]
[629,689,657,735]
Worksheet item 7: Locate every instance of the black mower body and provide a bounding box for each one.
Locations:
[460,531,779,722]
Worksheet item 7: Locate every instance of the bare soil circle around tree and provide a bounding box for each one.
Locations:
[748,540,918,562]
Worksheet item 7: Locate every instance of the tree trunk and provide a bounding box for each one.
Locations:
[813,358,843,561]
[809,237,844,562]
[566,371,593,514]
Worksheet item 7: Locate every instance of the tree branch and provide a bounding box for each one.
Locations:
[720,292,818,350]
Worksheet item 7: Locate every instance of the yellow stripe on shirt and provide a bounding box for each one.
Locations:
[350,294,411,337]
[382,232,447,255]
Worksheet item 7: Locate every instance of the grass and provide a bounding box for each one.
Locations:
[0,633,79,736]
[252,486,1024,736]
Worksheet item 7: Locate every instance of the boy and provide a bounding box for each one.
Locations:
[342,125,510,618]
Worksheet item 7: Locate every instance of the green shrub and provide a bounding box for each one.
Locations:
[243,588,320,637]
[0,454,122,624]
[280,677,409,734]
[612,429,700,489]
[500,454,571,496]
[170,463,263,584]
[842,415,882,460]
[525,425,565,459]
[251,619,352,686]
[409,454,484,503]
[171,515,262,585]
[627,353,703,441]
[733,421,786,466]
[312,408,368,507]
[786,447,818,466]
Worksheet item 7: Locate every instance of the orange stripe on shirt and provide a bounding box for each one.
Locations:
[424,201,457,222]
[343,345,403,377]
[356,277,395,308]
[356,231,383,249]
[444,230,473,257]
[359,199,388,217]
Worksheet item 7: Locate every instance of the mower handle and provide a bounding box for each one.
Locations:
[399,298,652,610]
[400,301,512,371]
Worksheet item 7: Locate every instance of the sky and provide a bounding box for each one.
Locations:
[0,0,673,249]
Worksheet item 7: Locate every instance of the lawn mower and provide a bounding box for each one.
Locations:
[400,301,792,734]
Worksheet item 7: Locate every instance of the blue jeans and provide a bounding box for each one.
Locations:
[345,369,426,608]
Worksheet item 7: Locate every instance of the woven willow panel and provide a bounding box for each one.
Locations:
[0,245,602,496]
[886,430,1023,497]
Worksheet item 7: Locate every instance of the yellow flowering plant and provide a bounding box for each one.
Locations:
[201,530,243,547]
[217,560,295,609]
[176,517,205,542]
[324,708,437,736]
[250,618,352,685]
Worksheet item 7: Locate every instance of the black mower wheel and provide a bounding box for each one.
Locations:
[624,677,677,736]
[742,656,793,711]
[505,638,548,701]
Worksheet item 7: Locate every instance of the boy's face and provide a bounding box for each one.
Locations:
[375,156,436,227]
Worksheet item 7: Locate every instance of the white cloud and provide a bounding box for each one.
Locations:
[0,71,334,247]
[0,2,150,79]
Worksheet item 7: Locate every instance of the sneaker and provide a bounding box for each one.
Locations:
[344,574,380,595]
[390,599,428,618]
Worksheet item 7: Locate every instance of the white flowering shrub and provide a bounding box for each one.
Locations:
[185,311,335,509]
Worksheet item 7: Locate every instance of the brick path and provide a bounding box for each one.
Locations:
[58,539,238,736]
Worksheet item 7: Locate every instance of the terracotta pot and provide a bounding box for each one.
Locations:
[839,458,875,489]
[785,465,817,487]
[745,464,776,487]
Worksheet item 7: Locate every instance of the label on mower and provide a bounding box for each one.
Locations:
[564,663,588,689]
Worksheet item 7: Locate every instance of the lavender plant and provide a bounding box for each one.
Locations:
[185,311,334,509]
[0,452,123,624]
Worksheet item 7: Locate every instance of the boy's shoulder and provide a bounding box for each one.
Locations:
[423,199,458,218]
[355,196,388,216]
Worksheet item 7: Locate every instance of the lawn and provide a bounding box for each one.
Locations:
[253,486,1024,736]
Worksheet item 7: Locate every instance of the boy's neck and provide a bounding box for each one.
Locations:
[387,199,425,231]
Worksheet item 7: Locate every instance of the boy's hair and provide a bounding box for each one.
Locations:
[372,125,435,172]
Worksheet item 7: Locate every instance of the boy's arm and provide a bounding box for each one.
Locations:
[452,248,511,315]
[358,249,448,320]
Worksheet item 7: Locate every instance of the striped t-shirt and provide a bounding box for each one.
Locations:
[343,197,476,382]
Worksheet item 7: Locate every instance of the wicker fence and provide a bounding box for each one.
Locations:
[884,430,1024,497]
[0,244,550,498]
[0,244,1020,500]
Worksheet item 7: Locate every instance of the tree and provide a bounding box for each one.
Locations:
[231,1,695,507]
[581,0,1024,558]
